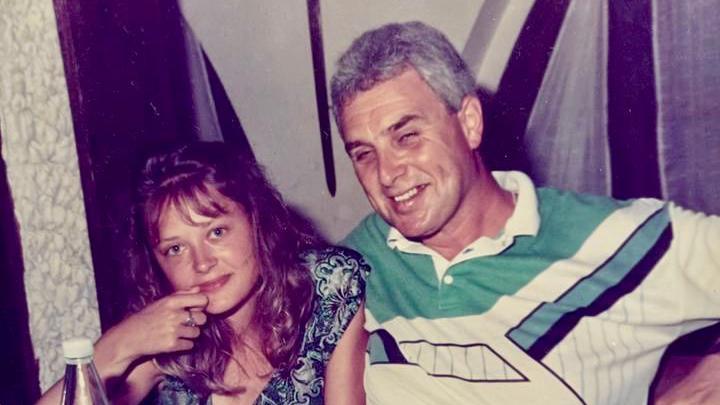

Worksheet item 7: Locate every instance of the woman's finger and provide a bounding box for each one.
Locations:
[179,286,200,294]
[185,309,207,326]
[163,292,209,311]
[173,338,195,352]
[178,325,202,339]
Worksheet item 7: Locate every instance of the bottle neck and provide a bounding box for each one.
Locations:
[64,356,93,365]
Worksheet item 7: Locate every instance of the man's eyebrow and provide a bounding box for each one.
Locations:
[344,140,366,155]
[344,114,422,155]
[387,114,421,133]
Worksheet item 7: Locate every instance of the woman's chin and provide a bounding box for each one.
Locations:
[203,278,261,322]
[205,297,239,316]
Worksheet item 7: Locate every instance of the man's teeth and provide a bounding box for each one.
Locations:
[394,187,418,202]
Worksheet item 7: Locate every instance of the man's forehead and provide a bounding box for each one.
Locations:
[340,70,442,140]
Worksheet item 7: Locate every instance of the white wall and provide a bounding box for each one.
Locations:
[178,0,532,242]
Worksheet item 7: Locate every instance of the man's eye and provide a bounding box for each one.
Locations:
[210,227,226,239]
[352,150,372,162]
[398,132,419,144]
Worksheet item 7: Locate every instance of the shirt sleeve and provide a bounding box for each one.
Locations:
[151,376,203,404]
[302,246,369,361]
[668,203,720,326]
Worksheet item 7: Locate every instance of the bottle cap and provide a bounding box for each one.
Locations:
[62,337,94,359]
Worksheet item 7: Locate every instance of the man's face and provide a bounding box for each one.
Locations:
[340,68,483,240]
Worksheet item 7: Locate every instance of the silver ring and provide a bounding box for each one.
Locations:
[183,310,197,327]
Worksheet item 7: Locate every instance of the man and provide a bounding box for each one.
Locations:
[331,21,720,404]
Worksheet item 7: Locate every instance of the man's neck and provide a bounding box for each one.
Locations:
[421,172,516,261]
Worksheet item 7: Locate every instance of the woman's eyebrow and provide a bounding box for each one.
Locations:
[156,235,179,245]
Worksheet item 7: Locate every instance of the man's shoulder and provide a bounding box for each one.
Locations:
[341,213,391,251]
[535,186,643,220]
[537,186,628,208]
[534,187,670,246]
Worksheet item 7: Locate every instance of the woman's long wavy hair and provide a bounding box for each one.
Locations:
[125,141,319,396]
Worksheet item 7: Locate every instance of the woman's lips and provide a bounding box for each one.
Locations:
[197,274,231,293]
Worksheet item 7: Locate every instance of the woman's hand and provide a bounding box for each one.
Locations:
[95,288,209,375]
[35,289,209,405]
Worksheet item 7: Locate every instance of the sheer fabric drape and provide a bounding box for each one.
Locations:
[524,0,610,196]
[522,0,719,216]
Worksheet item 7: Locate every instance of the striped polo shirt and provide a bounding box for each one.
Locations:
[343,171,720,405]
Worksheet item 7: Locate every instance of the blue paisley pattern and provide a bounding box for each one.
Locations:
[153,246,368,405]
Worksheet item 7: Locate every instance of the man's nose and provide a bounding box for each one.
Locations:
[193,244,218,273]
[377,149,406,187]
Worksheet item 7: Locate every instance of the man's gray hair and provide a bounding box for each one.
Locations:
[330,21,477,132]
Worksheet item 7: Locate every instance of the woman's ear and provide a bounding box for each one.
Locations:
[457,95,484,150]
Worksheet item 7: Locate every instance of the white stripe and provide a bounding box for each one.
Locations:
[496,198,664,324]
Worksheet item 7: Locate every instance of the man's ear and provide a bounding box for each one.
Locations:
[457,95,484,150]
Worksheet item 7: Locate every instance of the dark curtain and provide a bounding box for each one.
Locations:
[52,0,250,330]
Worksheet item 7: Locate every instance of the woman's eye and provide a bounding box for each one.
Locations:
[165,245,182,257]
[210,227,226,239]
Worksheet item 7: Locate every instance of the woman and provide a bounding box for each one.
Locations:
[39,141,368,404]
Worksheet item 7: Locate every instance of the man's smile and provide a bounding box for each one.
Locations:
[388,184,429,213]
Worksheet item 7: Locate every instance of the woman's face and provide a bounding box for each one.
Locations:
[152,191,261,317]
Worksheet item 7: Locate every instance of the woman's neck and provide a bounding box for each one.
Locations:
[222,284,260,332]
[212,286,277,403]
[213,330,274,405]
[225,290,273,379]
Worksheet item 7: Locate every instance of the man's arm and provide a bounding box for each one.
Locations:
[654,205,720,404]
[655,351,720,405]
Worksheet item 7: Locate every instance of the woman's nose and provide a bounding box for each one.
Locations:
[193,245,218,273]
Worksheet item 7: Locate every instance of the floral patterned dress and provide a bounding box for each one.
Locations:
[152,246,369,405]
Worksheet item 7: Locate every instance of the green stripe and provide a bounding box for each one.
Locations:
[343,188,631,323]
[509,205,668,349]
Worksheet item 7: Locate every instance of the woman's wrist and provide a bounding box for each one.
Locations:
[93,325,140,378]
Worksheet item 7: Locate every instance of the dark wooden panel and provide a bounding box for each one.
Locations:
[0,140,41,404]
[53,0,214,328]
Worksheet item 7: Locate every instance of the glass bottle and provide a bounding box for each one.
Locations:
[60,337,110,405]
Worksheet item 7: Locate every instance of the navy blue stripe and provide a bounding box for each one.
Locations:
[527,224,673,360]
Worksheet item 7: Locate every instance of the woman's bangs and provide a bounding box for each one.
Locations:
[144,182,228,244]
[173,186,229,224]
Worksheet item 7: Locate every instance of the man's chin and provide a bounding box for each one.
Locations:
[393,221,439,242]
